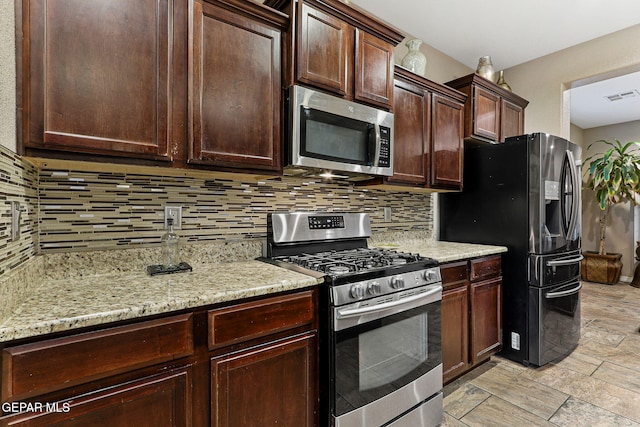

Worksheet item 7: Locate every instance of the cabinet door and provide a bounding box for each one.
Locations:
[355,30,394,109]
[189,1,282,171]
[211,332,317,427]
[1,369,191,427]
[21,0,174,160]
[472,86,500,141]
[500,99,524,141]
[389,80,428,185]
[470,277,502,364]
[442,285,469,383]
[431,94,464,190]
[297,3,352,97]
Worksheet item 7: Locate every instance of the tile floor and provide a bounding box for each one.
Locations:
[442,281,640,426]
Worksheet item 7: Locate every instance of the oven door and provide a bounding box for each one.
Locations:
[331,285,442,427]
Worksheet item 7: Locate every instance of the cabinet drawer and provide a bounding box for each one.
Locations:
[440,261,469,289]
[2,314,193,400]
[470,255,502,282]
[208,291,315,350]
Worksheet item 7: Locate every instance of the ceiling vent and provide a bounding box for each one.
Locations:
[605,89,639,102]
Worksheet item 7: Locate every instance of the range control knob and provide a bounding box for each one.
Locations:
[423,269,438,282]
[367,281,381,295]
[390,276,405,289]
[350,284,365,299]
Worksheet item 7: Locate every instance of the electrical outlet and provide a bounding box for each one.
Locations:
[511,332,520,350]
[164,206,183,229]
[383,207,392,222]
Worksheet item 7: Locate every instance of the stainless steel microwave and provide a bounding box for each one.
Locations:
[285,85,394,179]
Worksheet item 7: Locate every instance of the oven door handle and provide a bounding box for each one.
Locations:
[545,282,582,299]
[336,286,442,319]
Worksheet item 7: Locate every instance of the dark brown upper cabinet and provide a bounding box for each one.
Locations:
[268,0,404,110]
[446,73,528,143]
[18,0,185,162]
[18,0,287,175]
[370,67,466,191]
[188,0,287,172]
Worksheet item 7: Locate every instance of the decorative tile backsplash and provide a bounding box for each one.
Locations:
[0,146,38,275]
[38,167,434,252]
[0,142,434,269]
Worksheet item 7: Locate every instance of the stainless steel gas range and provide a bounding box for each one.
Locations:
[262,212,443,427]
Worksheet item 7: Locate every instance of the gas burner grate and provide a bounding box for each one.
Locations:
[274,248,426,276]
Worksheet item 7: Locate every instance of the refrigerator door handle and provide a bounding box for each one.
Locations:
[546,254,584,267]
[547,254,584,273]
[565,149,580,240]
[545,282,582,299]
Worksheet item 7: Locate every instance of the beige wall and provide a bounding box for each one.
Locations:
[0,1,16,152]
[504,24,640,139]
[580,121,640,279]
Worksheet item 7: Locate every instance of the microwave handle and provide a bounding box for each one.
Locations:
[369,123,379,166]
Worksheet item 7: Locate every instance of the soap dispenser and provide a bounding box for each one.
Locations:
[162,218,180,269]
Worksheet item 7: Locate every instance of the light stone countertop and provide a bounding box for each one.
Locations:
[0,239,506,344]
[0,260,322,343]
[372,240,508,263]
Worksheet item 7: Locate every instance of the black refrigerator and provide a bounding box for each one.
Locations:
[439,133,582,366]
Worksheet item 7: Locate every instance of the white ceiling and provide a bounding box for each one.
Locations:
[350,0,640,129]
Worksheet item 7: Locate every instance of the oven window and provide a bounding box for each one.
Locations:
[334,303,441,417]
[300,107,372,165]
[359,313,428,390]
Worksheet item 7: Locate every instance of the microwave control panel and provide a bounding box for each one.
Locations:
[378,126,391,167]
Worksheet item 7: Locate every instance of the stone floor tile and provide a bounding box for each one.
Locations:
[618,334,640,353]
[549,396,640,427]
[491,355,529,374]
[460,396,556,427]
[581,323,627,346]
[443,383,491,419]
[441,412,470,426]
[527,364,640,423]
[592,361,640,394]
[469,366,568,419]
[551,349,602,375]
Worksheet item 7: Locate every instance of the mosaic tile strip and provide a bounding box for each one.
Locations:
[0,145,38,275]
[38,168,434,252]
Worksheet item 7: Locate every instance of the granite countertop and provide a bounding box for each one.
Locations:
[0,239,506,344]
[372,240,508,263]
[0,260,322,343]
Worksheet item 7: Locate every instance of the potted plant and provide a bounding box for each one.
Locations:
[582,139,640,284]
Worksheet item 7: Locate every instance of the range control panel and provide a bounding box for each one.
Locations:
[308,215,345,230]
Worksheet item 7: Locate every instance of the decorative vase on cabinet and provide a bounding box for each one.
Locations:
[496,70,512,91]
[475,55,495,82]
[401,39,427,76]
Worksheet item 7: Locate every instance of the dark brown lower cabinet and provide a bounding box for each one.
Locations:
[442,279,469,382]
[470,277,502,365]
[441,255,502,383]
[211,332,317,427]
[1,370,191,427]
[0,289,318,426]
